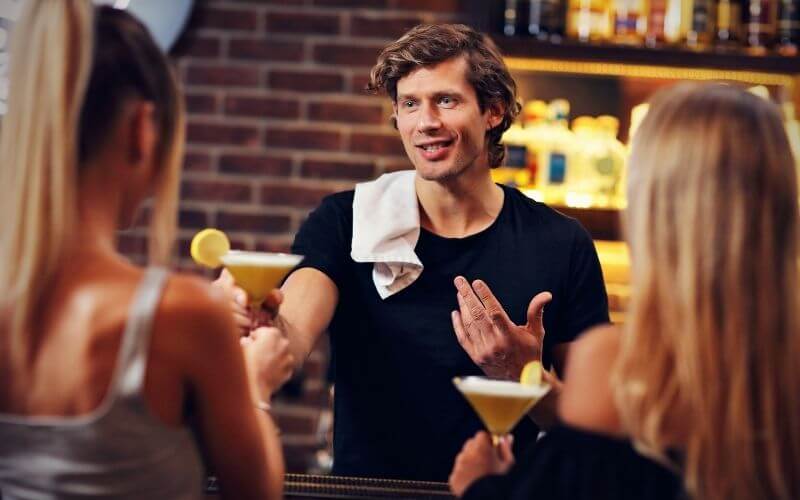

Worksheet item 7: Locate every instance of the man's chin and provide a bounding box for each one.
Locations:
[414,163,465,183]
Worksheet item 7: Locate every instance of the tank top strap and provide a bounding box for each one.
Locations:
[113,267,170,400]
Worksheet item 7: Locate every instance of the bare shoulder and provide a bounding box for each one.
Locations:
[152,273,238,360]
[558,324,624,436]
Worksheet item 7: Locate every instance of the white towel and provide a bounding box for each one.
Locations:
[351,170,424,299]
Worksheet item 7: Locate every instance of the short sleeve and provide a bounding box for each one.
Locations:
[290,192,354,290]
[562,223,610,342]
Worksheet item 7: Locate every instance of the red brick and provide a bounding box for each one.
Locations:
[191,6,258,31]
[182,180,253,202]
[313,43,383,67]
[187,122,260,146]
[268,70,344,93]
[171,35,221,58]
[308,101,384,124]
[220,154,292,177]
[350,14,421,38]
[217,212,291,234]
[185,92,217,114]
[350,132,405,156]
[185,64,259,87]
[266,12,340,35]
[313,0,387,6]
[229,38,304,62]
[351,73,375,95]
[183,151,213,172]
[301,159,376,180]
[261,184,337,207]
[224,96,300,119]
[179,209,209,229]
[391,0,459,11]
[265,128,342,151]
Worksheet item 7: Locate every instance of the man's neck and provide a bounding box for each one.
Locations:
[415,168,504,238]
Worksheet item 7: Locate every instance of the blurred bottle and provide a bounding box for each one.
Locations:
[536,99,575,204]
[743,0,778,53]
[530,0,568,41]
[777,0,799,54]
[568,0,614,41]
[664,0,695,43]
[613,0,647,44]
[646,0,670,45]
[595,115,627,207]
[715,0,743,48]
[522,100,550,183]
[497,121,531,187]
[686,0,717,48]
[505,0,531,35]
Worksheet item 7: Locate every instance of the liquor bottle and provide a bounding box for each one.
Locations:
[504,0,531,35]
[686,0,717,48]
[715,0,742,48]
[613,0,647,44]
[664,0,695,43]
[743,0,778,53]
[778,0,799,54]
[646,0,670,45]
[530,0,567,41]
[567,0,614,41]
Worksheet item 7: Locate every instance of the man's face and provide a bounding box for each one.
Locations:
[393,56,502,182]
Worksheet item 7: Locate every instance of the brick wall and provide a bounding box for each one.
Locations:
[163,0,462,473]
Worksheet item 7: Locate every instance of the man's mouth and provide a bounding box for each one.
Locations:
[416,139,454,160]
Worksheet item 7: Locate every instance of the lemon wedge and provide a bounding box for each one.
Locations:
[190,228,230,268]
[520,361,543,386]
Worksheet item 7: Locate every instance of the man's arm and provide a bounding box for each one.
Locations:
[274,267,339,369]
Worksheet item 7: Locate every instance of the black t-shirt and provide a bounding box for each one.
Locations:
[463,425,685,500]
[291,184,609,481]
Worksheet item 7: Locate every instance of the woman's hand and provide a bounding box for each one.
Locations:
[449,431,515,497]
[241,327,294,402]
[213,269,284,335]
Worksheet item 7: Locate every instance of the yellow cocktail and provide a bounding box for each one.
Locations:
[219,250,303,307]
[453,376,550,444]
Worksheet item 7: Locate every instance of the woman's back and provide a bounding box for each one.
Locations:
[0,264,204,499]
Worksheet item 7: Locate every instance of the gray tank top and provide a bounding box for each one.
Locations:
[0,268,204,499]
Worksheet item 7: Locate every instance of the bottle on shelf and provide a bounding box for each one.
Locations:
[686,0,718,48]
[504,0,531,36]
[595,115,627,208]
[663,0,695,43]
[743,0,778,54]
[530,0,568,41]
[536,99,575,204]
[777,0,799,55]
[715,0,743,49]
[567,0,614,41]
[612,0,647,44]
[646,0,670,45]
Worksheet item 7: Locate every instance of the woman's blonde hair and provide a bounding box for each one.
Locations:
[0,1,184,390]
[613,82,800,499]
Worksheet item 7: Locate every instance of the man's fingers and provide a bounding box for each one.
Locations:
[457,292,486,349]
[452,310,471,349]
[526,291,552,336]
[472,280,512,333]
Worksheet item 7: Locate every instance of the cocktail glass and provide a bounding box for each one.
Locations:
[219,250,303,308]
[453,376,551,446]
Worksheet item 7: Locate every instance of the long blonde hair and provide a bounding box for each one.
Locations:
[613,83,800,499]
[0,1,184,390]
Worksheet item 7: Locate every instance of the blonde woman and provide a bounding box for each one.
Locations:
[0,2,291,499]
[449,83,800,500]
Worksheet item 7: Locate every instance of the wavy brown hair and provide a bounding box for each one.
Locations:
[613,83,800,500]
[367,24,520,168]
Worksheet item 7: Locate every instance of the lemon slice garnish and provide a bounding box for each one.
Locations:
[190,228,230,268]
[520,361,543,386]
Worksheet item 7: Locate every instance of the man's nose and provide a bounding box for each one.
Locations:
[417,103,442,132]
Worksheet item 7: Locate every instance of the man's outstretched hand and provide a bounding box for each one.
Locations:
[451,276,552,380]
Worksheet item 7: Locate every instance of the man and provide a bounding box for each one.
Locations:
[219,24,609,481]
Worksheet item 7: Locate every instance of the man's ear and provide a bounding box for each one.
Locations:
[486,102,505,130]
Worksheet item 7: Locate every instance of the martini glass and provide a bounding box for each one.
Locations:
[453,376,551,446]
[219,250,303,308]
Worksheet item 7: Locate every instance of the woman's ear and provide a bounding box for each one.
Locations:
[127,100,157,166]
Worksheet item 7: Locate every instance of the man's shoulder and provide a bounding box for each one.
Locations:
[502,185,586,234]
